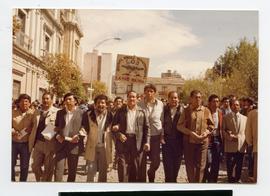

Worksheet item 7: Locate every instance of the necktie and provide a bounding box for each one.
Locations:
[235,113,240,131]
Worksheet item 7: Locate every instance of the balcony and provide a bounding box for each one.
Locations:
[13,31,33,53]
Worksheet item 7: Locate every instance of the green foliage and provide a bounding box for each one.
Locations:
[43,54,86,99]
[182,38,258,102]
[92,80,107,99]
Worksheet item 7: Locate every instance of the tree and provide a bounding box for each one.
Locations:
[212,38,258,99]
[91,80,107,99]
[182,38,258,103]
[43,54,86,99]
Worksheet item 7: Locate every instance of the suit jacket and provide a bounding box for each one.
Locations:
[177,105,214,144]
[163,104,183,141]
[54,107,84,154]
[209,109,223,142]
[112,105,150,153]
[28,106,59,152]
[245,109,258,152]
[223,112,247,153]
[12,108,35,143]
[81,109,113,164]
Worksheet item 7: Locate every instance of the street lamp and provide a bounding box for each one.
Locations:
[88,37,121,101]
[93,37,121,51]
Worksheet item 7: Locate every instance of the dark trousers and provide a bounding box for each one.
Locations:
[54,144,79,182]
[147,135,161,182]
[12,141,30,181]
[162,137,183,182]
[203,136,222,183]
[247,145,254,177]
[226,152,244,183]
[117,135,146,182]
[183,136,208,183]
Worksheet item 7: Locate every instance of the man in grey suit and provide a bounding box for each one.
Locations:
[223,99,247,183]
[54,92,84,182]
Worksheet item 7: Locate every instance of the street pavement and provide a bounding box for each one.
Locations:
[14,154,251,183]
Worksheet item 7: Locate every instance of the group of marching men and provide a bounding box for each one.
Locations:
[12,83,258,183]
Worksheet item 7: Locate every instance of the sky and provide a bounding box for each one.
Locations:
[78,10,258,79]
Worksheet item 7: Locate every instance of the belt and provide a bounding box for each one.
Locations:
[126,133,136,137]
[96,143,105,147]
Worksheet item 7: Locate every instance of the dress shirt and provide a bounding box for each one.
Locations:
[126,107,136,134]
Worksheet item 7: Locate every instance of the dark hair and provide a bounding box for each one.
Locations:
[208,94,219,102]
[190,90,201,97]
[94,94,108,104]
[245,97,254,105]
[63,92,78,103]
[17,94,31,103]
[114,96,123,102]
[42,92,54,100]
[144,83,157,93]
[230,98,239,107]
[222,96,229,102]
[127,90,137,97]
[168,91,178,99]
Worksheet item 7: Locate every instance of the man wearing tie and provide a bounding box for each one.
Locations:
[223,99,247,183]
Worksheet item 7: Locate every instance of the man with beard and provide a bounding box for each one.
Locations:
[81,94,113,182]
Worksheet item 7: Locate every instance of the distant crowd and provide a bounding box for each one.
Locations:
[12,84,258,183]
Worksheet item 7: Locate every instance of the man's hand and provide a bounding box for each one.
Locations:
[143,143,150,152]
[119,133,127,143]
[160,135,166,144]
[190,131,203,142]
[70,134,79,143]
[56,134,65,143]
[112,125,119,132]
[25,126,32,133]
[201,129,211,139]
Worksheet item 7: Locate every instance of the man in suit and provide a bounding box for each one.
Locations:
[223,99,247,183]
[245,108,258,182]
[54,92,84,182]
[138,84,163,182]
[177,90,214,183]
[29,92,58,181]
[81,94,113,182]
[203,94,223,183]
[112,90,150,182]
[161,91,184,182]
[12,94,35,181]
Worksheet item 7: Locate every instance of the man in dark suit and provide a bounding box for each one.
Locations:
[112,90,150,182]
[54,92,84,182]
[161,91,184,182]
[203,94,223,183]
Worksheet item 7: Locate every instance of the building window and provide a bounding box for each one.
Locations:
[13,80,21,99]
[44,34,50,53]
[74,41,79,64]
[162,86,167,92]
[127,84,133,92]
[17,9,26,33]
[57,36,61,54]
[38,88,46,102]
